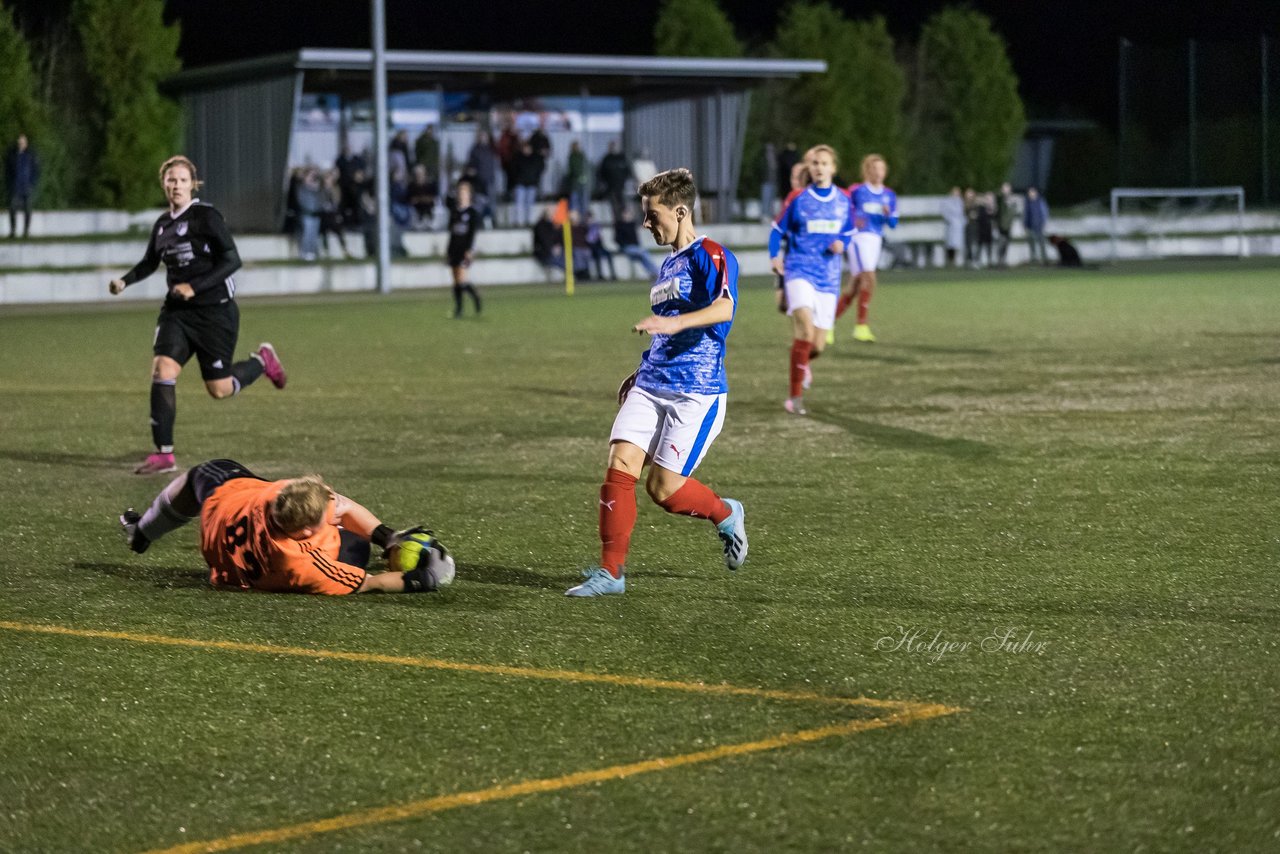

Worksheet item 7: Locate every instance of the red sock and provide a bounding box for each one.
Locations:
[835,291,855,319]
[599,468,638,577]
[658,478,730,525]
[857,281,874,324]
[789,338,810,398]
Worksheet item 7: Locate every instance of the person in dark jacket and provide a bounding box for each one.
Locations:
[107,156,287,475]
[597,141,632,219]
[5,133,39,239]
[1024,186,1050,265]
[512,141,545,227]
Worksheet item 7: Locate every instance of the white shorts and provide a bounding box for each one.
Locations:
[846,233,883,275]
[611,385,727,476]
[784,278,838,331]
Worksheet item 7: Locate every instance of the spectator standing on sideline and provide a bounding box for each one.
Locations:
[497,122,520,200]
[107,156,286,475]
[5,133,39,239]
[613,205,659,279]
[566,141,591,216]
[597,141,632,219]
[335,143,365,225]
[295,168,325,261]
[976,192,996,268]
[414,125,439,186]
[512,140,544,226]
[995,182,1017,266]
[963,188,980,267]
[1024,186,1049,265]
[467,131,501,225]
[941,187,966,267]
[584,212,617,281]
[389,130,413,176]
[319,170,350,259]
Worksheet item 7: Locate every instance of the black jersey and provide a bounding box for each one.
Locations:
[446,205,477,256]
[121,201,242,310]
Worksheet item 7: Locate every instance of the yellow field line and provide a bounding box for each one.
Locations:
[0,620,921,711]
[139,704,959,854]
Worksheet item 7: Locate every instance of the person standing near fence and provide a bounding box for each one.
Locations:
[5,133,38,239]
[1024,187,1049,265]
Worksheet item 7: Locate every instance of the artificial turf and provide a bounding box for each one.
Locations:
[1,260,1278,852]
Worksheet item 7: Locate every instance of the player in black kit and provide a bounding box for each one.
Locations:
[108,156,288,475]
[447,180,481,318]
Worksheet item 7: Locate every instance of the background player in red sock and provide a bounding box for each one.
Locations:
[769,145,853,415]
[838,154,898,343]
[567,168,747,597]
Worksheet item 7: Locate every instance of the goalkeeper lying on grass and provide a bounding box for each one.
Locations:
[120,459,454,595]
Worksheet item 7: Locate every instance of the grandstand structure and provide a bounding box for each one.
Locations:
[163,49,826,232]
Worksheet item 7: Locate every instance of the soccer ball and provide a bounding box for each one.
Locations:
[388,532,456,587]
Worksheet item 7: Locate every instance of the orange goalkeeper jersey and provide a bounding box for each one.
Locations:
[199,478,366,595]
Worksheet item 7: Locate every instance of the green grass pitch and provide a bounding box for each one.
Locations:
[1,260,1278,851]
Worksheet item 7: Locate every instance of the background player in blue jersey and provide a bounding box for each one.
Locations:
[567,168,747,597]
[769,145,852,415]
[838,154,898,343]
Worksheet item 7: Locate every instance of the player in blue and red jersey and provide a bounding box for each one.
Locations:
[769,144,853,415]
[838,154,898,343]
[567,167,748,597]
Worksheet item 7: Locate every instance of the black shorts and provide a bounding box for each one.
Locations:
[190,458,262,503]
[447,247,470,268]
[154,302,240,381]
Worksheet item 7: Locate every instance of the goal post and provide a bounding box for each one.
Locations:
[1109,186,1246,261]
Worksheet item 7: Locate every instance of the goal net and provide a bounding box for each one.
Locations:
[1108,187,1245,261]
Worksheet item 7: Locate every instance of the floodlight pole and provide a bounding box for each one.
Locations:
[372,0,392,294]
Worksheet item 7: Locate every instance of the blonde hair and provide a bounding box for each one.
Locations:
[804,144,838,167]
[789,161,812,190]
[271,476,330,534]
[159,155,204,191]
[860,154,887,181]
[638,167,698,210]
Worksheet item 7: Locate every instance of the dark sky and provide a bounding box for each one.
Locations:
[165,0,1280,124]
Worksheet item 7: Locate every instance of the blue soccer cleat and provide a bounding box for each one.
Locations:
[565,567,626,597]
[717,498,748,570]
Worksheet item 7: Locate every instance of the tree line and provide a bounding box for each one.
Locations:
[0,0,1025,210]
[655,0,1027,196]
[0,0,179,210]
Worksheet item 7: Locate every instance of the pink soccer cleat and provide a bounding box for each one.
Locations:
[784,397,808,416]
[256,343,287,389]
[800,363,813,390]
[134,452,176,475]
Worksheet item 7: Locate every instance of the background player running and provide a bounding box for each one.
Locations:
[837,154,899,343]
[108,156,286,475]
[769,144,853,415]
[567,167,747,597]
[120,459,454,595]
